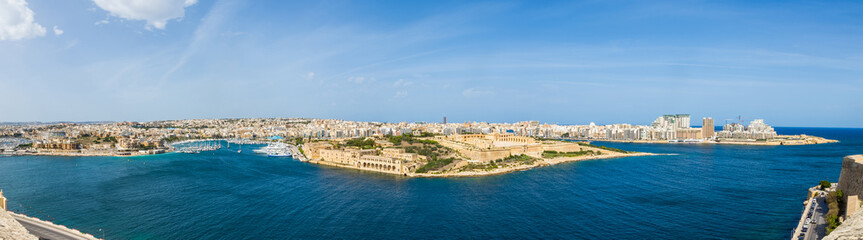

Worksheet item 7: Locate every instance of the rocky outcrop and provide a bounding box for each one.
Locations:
[0,210,38,240]
[825,208,863,240]
[838,155,863,203]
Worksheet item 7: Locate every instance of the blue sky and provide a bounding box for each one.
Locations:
[0,0,861,127]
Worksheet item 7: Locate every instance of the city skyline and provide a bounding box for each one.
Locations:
[1,0,862,127]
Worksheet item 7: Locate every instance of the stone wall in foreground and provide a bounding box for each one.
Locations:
[0,210,38,240]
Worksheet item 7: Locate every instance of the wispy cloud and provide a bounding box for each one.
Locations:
[393,79,412,87]
[462,88,492,97]
[393,90,408,98]
[303,72,315,80]
[52,26,63,36]
[159,0,240,85]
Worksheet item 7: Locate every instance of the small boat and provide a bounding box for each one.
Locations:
[237,150,242,153]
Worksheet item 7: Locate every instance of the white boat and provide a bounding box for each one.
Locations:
[254,143,292,157]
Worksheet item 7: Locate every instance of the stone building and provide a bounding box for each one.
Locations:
[357,155,417,174]
[301,142,334,160]
[319,148,377,165]
[32,140,80,150]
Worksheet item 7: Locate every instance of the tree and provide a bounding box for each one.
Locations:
[821,180,833,190]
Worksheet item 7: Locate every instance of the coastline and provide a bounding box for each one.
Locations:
[582,134,838,146]
[1,151,173,157]
[408,152,659,178]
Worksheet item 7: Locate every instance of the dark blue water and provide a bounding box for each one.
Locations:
[0,127,861,240]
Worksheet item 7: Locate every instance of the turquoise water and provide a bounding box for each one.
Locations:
[0,127,861,239]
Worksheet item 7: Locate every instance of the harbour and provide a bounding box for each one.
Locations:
[0,127,859,239]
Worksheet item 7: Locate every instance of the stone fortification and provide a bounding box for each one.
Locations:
[0,210,38,240]
[838,155,863,204]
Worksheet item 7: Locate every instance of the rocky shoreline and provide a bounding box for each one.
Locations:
[409,152,659,178]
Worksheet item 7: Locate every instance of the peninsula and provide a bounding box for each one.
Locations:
[301,133,655,177]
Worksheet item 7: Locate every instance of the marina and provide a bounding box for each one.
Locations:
[167,139,302,159]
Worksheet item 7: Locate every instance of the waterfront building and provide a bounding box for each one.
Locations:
[651,114,690,129]
[702,117,715,139]
[717,119,777,140]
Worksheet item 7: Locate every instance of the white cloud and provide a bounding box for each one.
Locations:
[462,88,492,97]
[303,72,315,80]
[0,0,47,41]
[94,19,109,25]
[393,79,412,87]
[52,25,62,36]
[92,0,198,30]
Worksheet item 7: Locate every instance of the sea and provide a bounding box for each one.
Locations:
[0,127,861,239]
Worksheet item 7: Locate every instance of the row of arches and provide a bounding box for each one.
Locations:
[360,162,398,172]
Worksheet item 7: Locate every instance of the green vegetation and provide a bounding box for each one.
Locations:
[461,162,499,171]
[163,136,182,143]
[415,157,455,173]
[826,189,845,233]
[820,180,833,190]
[404,142,449,159]
[16,143,32,149]
[344,138,377,149]
[419,132,436,137]
[495,154,537,165]
[387,134,437,146]
[575,142,630,153]
[542,150,598,158]
[100,136,118,143]
[293,137,304,145]
[386,134,451,159]
[460,155,539,171]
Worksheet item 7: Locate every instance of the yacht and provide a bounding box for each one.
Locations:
[254,143,292,157]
